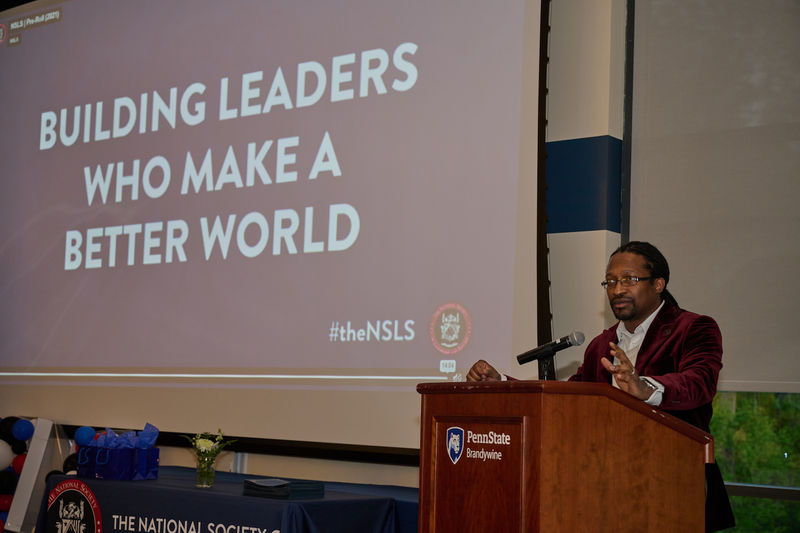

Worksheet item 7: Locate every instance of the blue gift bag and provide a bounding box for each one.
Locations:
[106,448,134,480]
[76,446,97,478]
[132,447,160,480]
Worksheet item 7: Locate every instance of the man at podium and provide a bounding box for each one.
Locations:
[466,241,735,531]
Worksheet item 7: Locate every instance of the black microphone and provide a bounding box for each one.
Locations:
[516,331,585,365]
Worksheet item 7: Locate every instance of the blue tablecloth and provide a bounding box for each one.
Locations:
[37,466,417,533]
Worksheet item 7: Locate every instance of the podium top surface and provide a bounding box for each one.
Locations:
[417,380,713,449]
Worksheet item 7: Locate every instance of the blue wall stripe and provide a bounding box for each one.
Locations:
[545,135,622,234]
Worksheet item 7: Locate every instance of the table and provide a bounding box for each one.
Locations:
[36,466,411,533]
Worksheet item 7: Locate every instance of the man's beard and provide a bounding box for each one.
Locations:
[611,297,637,321]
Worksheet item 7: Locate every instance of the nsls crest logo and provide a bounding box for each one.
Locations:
[46,480,102,533]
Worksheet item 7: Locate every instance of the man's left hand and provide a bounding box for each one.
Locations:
[600,342,654,401]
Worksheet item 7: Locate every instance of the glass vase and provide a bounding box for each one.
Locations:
[195,454,217,488]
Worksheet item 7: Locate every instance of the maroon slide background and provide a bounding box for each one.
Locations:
[0,0,527,376]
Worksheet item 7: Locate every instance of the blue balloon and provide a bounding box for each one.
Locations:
[74,426,96,446]
[12,419,35,442]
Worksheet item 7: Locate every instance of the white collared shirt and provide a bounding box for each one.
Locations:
[614,300,666,406]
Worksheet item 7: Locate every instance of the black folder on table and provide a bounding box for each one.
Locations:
[243,477,325,499]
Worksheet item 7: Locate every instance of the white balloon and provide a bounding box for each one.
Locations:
[0,440,13,470]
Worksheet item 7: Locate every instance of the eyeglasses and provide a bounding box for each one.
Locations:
[600,276,653,290]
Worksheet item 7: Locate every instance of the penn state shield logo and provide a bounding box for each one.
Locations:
[446,427,464,464]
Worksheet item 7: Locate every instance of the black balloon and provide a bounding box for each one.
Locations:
[0,470,18,494]
[63,453,79,473]
[0,416,28,454]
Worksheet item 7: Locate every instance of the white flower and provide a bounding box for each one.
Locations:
[195,438,216,452]
[185,429,235,457]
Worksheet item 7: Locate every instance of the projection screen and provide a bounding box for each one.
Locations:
[629,0,800,394]
[0,0,543,448]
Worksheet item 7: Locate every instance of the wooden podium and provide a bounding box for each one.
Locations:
[417,381,714,532]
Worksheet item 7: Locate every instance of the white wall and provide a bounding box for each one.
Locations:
[548,231,620,379]
[544,0,626,379]
[547,0,626,142]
